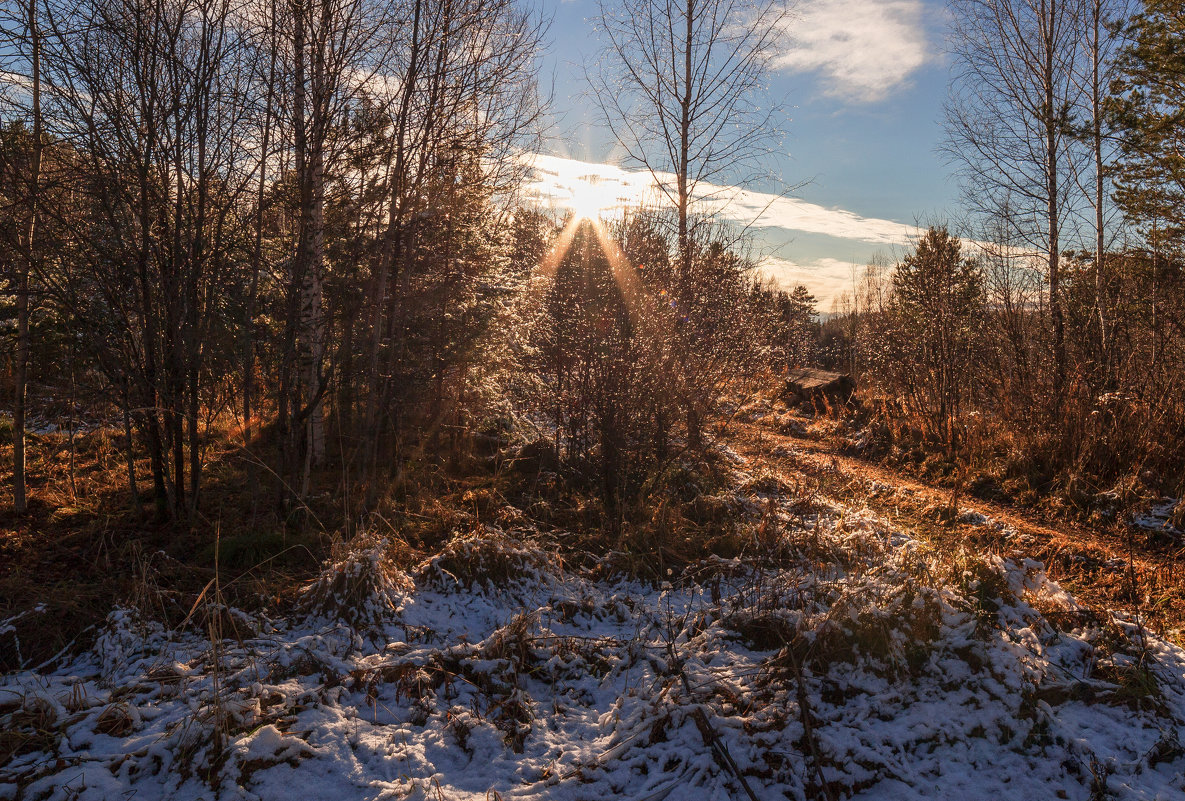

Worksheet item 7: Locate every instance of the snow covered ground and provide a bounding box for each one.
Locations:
[3,470,1185,800]
[1133,499,1183,541]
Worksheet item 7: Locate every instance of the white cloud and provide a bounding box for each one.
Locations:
[757,255,864,305]
[523,153,919,246]
[774,0,930,102]
[694,184,917,245]
[524,154,653,217]
[522,153,925,305]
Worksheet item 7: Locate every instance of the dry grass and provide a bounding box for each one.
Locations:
[298,535,414,629]
[415,527,557,592]
[0,694,64,767]
[724,388,1185,647]
[851,386,1184,524]
[0,420,332,670]
[0,399,617,667]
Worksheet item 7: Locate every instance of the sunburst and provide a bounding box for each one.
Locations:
[529,155,647,222]
[563,173,631,221]
[530,159,663,330]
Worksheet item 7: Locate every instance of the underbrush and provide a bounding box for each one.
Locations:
[0,402,760,673]
[837,390,1184,535]
[416,527,559,593]
[5,393,1184,800]
[0,420,334,671]
[298,535,414,629]
[7,451,1185,800]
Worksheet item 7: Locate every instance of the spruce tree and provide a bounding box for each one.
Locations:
[1110,0,1185,254]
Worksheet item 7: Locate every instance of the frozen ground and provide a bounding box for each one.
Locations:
[3,469,1185,800]
[1133,499,1183,541]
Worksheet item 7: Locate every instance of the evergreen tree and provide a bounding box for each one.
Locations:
[784,284,817,368]
[1111,0,1185,254]
[886,227,985,449]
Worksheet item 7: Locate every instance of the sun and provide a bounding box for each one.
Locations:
[524,154,652,221]
[563,173,629,220]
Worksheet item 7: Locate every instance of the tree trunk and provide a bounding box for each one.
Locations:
[1090,0,1109,385]
[244,0,278,495]
[679,0,699,451]
[14,0,42,515]
[293,0,328,481]
[137,129,169,518]
[1045,0,1065,406]
[122,377,143,518]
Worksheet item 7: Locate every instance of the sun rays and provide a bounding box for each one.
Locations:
[529,156,680,336]
[533,213,661,343]
[529,155,659,316]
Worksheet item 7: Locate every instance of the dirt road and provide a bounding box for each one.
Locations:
[723,415,1185,640]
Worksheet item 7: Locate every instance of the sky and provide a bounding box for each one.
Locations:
[528,0,961,307]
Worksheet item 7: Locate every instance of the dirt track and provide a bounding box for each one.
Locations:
[723,416,1185,641]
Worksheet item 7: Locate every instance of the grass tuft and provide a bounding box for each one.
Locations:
[298,535,413,629]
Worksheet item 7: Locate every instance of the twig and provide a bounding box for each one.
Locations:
[30,624,96,673]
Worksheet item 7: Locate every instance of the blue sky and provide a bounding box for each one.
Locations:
[530,0,960,306]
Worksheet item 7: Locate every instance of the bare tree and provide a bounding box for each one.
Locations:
[1073,0,1133,383]
[946,0,1089,405]
[593,0,785,285]
[30,0,263,519]
[593,0,786,447]
[243,0,281,483]
[6,0,42,515]
[358,0,546,493]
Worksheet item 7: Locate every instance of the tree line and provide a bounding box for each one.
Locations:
[824,0,1185,510]
[0,0,551,520]
[0,0,807,527]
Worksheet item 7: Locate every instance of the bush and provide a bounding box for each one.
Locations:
[298,537,413,629]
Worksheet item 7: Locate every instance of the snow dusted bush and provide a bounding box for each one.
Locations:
[8,457,1185,800]
[92,607,169,683]
[297,537,413,629]
[415,525,558,594]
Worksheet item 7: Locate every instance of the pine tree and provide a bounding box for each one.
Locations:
[1110,0,1185,254]
[887,227,985,449]
[784,285,817,368]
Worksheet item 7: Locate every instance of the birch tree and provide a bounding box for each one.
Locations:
[593,0,785,447]
[1073,0,1133,384]
[946,0,1088,406]
[593,0,784,286]
[276,0,390,499]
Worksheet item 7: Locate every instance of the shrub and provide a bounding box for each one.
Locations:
[298,537,413,629]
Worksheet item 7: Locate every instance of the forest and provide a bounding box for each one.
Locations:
[1,0,1184,798]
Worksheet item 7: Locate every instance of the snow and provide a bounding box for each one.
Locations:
[4,470,1185,800]
[1133,499,1182,540]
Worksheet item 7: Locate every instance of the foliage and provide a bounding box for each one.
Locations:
[878,227,985,449]
[1110,0,1185,255]
[523,213,774,516]
[833,243,1185,509]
